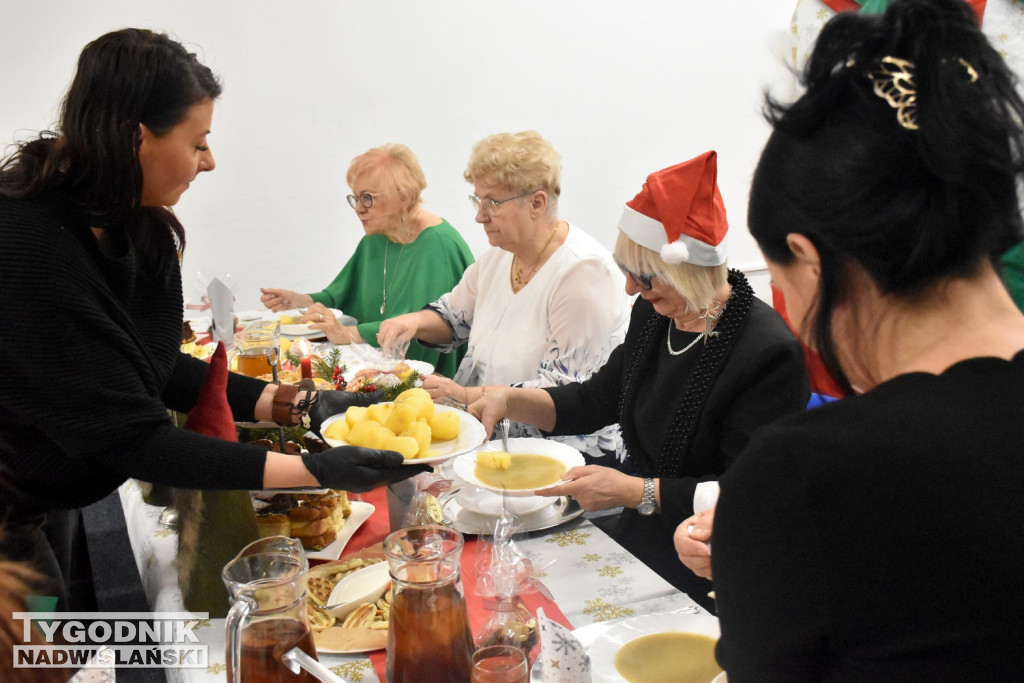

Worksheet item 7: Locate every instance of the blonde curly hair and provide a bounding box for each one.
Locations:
[463,131,561,206]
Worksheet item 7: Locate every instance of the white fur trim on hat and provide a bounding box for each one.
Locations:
[618,205,728,266]
[617,205,666,253]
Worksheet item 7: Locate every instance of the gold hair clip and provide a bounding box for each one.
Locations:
[868,56,918,131]
[958,57,978,82]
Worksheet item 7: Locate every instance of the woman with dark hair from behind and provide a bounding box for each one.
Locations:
[711,0,1024,679]
[0,29,414,610]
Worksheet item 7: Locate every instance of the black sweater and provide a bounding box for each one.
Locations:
[0,193,268,514]
[714,350,1024,680]
[546,273,810,609]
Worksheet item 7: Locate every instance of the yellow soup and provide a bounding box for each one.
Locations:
[474,453,565,490]
[614,632,722,683]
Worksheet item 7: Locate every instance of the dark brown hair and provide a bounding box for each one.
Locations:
[0,28,221,276]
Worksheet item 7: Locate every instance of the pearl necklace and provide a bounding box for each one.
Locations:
[666,326,705,356]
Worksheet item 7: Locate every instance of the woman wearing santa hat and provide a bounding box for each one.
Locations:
[470,150,809,611]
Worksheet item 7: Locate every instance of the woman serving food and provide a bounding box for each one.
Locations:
[377,131,630,460]
[0,29,417,608]
[470,152,809,611]
[260,143,474,378]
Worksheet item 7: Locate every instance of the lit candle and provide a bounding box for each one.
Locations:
[300,356,312,380]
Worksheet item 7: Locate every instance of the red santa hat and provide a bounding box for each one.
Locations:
[617,150,728,266]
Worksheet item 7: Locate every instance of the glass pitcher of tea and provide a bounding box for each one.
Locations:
[230,320,280,380]
[222,536,317,683]
[385,525,475,683]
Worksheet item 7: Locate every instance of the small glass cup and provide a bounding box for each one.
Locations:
[471,645,528,683]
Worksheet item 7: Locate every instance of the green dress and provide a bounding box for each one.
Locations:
[310,219,473,378]
[1001,241,1024,313]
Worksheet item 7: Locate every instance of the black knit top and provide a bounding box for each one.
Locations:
[0,193,269,514]
[545,271,810,608]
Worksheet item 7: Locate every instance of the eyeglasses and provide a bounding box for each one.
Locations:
[617,262,656,291]
[468,193,526,213]
[346,192,377,209]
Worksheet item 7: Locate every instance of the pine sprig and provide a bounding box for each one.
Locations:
[381,370,421,401]
[315,348,344,381]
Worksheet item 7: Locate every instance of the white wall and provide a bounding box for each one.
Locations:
[1,0,796,310]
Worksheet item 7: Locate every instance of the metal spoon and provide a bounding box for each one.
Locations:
[281,647,345,682]
[499,417,511,453]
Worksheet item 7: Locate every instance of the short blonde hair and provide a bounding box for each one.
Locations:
[346,143,427,208]
[463,130,561,203]
[614,231,728,315]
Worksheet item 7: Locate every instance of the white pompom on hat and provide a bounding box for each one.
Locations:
[617,150,729,265]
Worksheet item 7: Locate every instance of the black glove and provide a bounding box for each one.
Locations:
[301,446,428,492]
[306,389,386,437]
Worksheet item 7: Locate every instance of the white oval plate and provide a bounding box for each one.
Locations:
[319,404,487,466]
[304,501,374,561]
[455,485,555,517]
[589,611,722,683]
[451,438,585,497]
[324,560,390,619]
[281,323,325,337]
[404,359,434,377]
[264,308,354,331]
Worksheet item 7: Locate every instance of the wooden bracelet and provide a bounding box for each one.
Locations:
[272,383,301,425]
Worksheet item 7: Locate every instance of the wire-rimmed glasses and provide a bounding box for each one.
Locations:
[468,193,526,213]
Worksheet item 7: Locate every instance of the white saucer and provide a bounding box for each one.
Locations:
[455,485,555,517]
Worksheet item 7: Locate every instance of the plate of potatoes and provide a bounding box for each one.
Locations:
[319,388,487,465]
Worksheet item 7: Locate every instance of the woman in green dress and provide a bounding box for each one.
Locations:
[261,144,474,377]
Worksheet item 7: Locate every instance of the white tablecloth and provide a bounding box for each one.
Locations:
[119,480,705,682]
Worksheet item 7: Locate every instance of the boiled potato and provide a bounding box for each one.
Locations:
[366,402,393,425]
[385,403,418,435]
[428,411,460,441]
[401,421,431,455]
[394,388,435,420]
[477,451,512,470]
[394,387,431,404]
[347,421,394,449]
[323,419,350,441]
[345,406,369,428]
[384,435,420,460]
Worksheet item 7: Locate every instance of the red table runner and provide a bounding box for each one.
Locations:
[328,487,573,680]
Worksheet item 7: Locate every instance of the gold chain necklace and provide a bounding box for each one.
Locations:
[511,222,560,291]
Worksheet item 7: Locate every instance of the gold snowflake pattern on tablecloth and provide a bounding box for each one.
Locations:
[582,597,635,622]
[596,564,623,578]
[330,660,373,681]
[582,553,601,563]
[206,662,226,675]
[545,529,589,548]
[153,527,175,538]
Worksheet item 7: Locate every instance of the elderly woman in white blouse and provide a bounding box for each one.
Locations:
[377,130,629,460]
